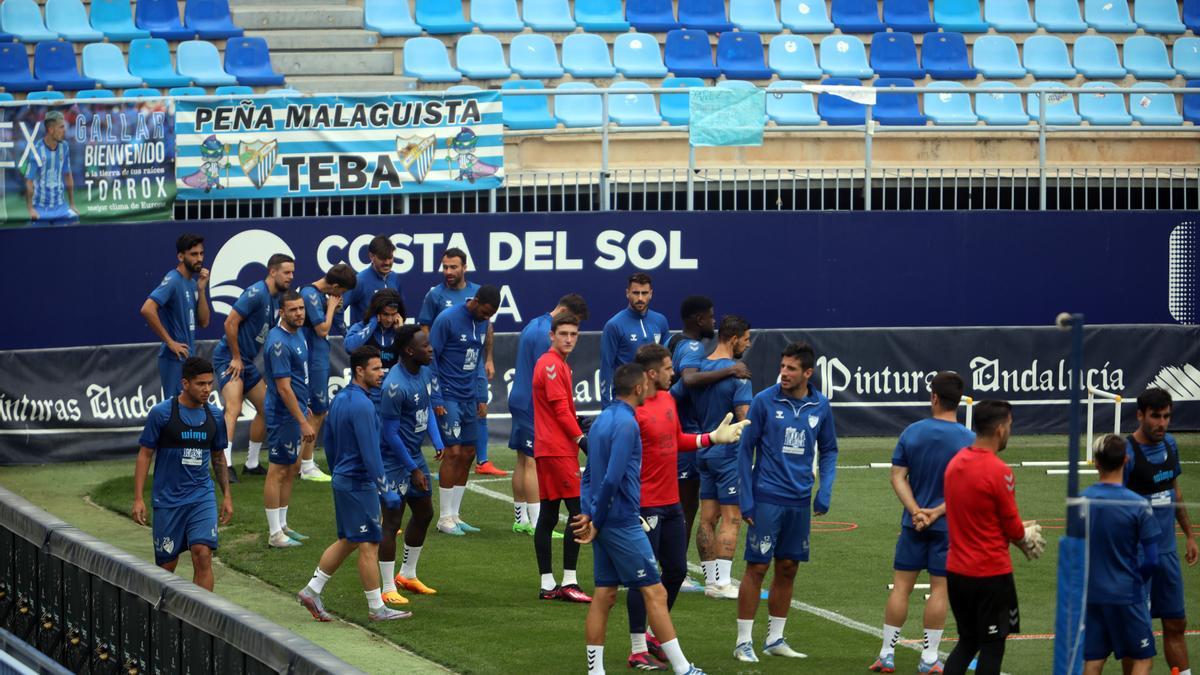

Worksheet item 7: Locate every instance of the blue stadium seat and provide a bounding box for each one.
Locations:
[27,90,65,100]
[510,33,564,78]
[614,33,668,77]
[1079,82,1133,125]
[1183,79,1200,124]
[817,77,869,125]
[984,0,1037,31]
[1123,35,1176,79]
[766,80,820,124]
[446,84,482,93]
[415,0,473,34]
[1023,35,1077,79]
[923,81,978,125]
[679,0,733,32]
[975,81,1030,124]
[1187,0,1200,31]
[364,0,422,36]
[730,0,783,32]
[768,35,821,79]
[136,0,197,40]
[575,0,629,31]
[922,32,976,79]
[660,76,702,124]
[781,0,835,32]
[129,38,191,87]
[0,92,15,101]
[831,0,886,33]
[82,43,143,88]
[1027,82,1082,125]
[75,88,116,98]
[562,33,616,78]
[3,0,59,42]
[1035,0,1087,31]
[819,35,873,78]
[554,81,603,127]
[267,87,302,95]
[455,34,512,79]
[1084,0,1136,31]
[609,81,662,126]
[0,42,47,91]
[627,0,680,32]
[1134,0,1186,32]
[874,77,926,125]
[34,42,96,89]
[177,40,238,85]
[471,0,524,32]
[665,29,719,78]
[185,0,244,39]
[215,85,253,95]
[933,0,989,32]
[1073,35,1127,78]
[1130,81,1183,124]
[123,87,162,97]
[523,0,576,31]
[46,0,104,41]
[870,31,924,79]
[401,37,463,82]
[717,31,772,80]
[168,86,207,96]
[90,0,151,40]
[500,80,556,129]
[972,35,1027,78]
[1175,38,1200,79]
[883,0,938,32]
[225,37,284,86]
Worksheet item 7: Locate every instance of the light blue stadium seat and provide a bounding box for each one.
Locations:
[225,37,284,86]
[1027,82,1082,125]
[870,31,924,79]
[177,40,238,85]
[1073,35,1127,78]
[554,82,603,127]
[1035,0,1087,31]
[614,33,668,77]
[364,0,422,36]
[665,29,719,78]
[766,80,820,125]
[1183,79,1200,124]
[136,0,196,40]
[168,86,207,96]
[1079,82,1133,125]
[74,89,115,99]
[185,0,244,39]
[510,34,564,78]
[984,0,1037,31]
[609,81,662,126]
[402,37,463,82]
[455,34,512,80]
[471,0,524,32]
[266,87,302,95]
[446,85,482,94]
[679,0,733,32]
[1130,82,1183,124]
[1134,0,1186,32]
[90,0,151,40]
[923,81,978,125]
[27,90,65,100]
[874,77,926,125]
[415,0,473,34]
[1023,35,1077,79]
[819,35,873,78]
[1084,0,1136,31]
[129,38,191,87]
[4,0,59,42]
[883,0,938,32]
[768,35,821,79]
[817,76,869,125]
[1124,35,1176,79]
[82,43,144,88]
[922,32,976,79]
[0,43,46,92]
[660,76,702,124]
[730,0,784,32]
[781,0,835,33]
[575,0,630,31]
[215,85,253,95]
[1175,38,1200,79]
[501,80,556,129]
[831,0,886,32]
[972,35,1027,78]
[933,0,990,32]
[718,31,772,80]
[46,0,104,41]
[523,0,576,31]
[975,81,1030,124]
[34,41,96,89]
[563,33,616,77]
[627,0,681,32]
[0,93,15,101]
[123,87,162,98]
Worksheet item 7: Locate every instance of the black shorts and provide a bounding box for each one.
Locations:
[947,572,1020,644]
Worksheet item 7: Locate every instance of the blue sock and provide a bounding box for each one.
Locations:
[476,416,489,464]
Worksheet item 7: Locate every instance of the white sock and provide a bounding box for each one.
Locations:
[514,502,526,524]
[922,628,943,664]
[279,505,289,530]
[380,561,396,593]
[1178,670,1192,675]
[399,544,422,578]
[439,487,455,519]
[631,632,648,654]
[701,561,716,587]
[265,508,282,535]
[301,458,316,472]
[716,559,733,586]
[586,645,604,674]
[562,569,578,587]
[766,615,787,644]
[528,501,542,526]
[881,624,902,659]
[541,573,557,591]
[736,618,755,645]
[660,638,689,674]
[224,444,233,467]
[451,485,466,519]
[306,567,331,594]
[365,588,384,611]
[247,440,263,468]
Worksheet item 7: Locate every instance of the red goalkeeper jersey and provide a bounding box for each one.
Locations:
[635,390,704,508]
[944,446,1026,577]
[532,348,582,458]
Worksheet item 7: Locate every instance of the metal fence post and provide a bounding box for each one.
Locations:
[1038,91,1047,211]
[687,144,695,211]
[273,197,282,218]
[864,104,873,211]
[600,91,610,212]
[489,188,497,213]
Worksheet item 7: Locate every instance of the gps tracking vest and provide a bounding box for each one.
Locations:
[1124,434,1179,497]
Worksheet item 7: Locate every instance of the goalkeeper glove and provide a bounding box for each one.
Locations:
[709,412,751,445]
[639,516,651,532]
[1019,521,1045,561]
[577,415,594,433]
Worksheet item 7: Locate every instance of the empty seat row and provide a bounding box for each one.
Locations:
[0,85,300,101]
[1,0,242,44]
[975,34,1199,79]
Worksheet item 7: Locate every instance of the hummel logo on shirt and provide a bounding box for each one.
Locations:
[546,364,557,380]
[359,524,368,533]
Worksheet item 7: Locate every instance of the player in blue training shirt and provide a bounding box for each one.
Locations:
[734,342,838,662]
[507,293,590,535]
[296,263,357,483]
[133,357,232,591]
[212,253,295,483]
[24,110,77,224]
[574,363,705,675]
[871,371,975,674]
[141,233,211,399]
[1084,433,1162,675]
[599,273,670,409]
[429,285,500,536]
[297,346,410,623]
[1123,388,1198,675]
[341,234,405,327]
[344,289,405,408]
[262,292,313,549]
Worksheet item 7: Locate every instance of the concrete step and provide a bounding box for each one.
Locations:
[232,5,362,30]
[273,50,396,76]
[231,0,346,6]
[246,29,380,51]
[284,75,418,94]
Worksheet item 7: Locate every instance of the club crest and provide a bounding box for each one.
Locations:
[237,139,279,189]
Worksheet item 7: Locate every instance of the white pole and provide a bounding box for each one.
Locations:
[963,396,974,430]
[1086,388,1095,458]
[1113,395,1122,436]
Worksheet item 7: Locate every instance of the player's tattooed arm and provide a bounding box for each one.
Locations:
[211,449,234,524]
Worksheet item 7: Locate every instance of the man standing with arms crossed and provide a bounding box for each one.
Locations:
[297,263,357,483]
[599,273,670,409]
[141,233,210,399]
[342,235,404,326]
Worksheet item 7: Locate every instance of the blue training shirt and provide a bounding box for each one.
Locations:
[1124,435,1183,553]
[138,399,227,509]
[325,383,388,490]
[690,358,753,460]
[264,325,309,422]
[344,318,399,408]
[581,400,643,531]
[599,307,670,408]
[26,138,69,211]
[213,280,276,363]
[379,364,440,476]
[418,281,481,327]
[342,266,403,327]
[1082,482,1161,605]
[669,336,706,433]
[891,418,975,532]
[508,312,553,432]
[429,303,488,405]
[147,269,198,359]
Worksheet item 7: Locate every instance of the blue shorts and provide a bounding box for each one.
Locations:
[893,526,949,577]
[1084,602,1156,661]
[437,399,479,447]
[333,482,382,543]
[268,417,301,465]
[152,500,218,566]
[745,501,811,564]
[1148,551,1186,619]
[677,452,699,482]
[508,423,535,457]
[213,356,263,391]
[698,453,739,504]
[594,524,661,590]
[307,356,331,415]
[158,355,184,399]
[385,456,433,502]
